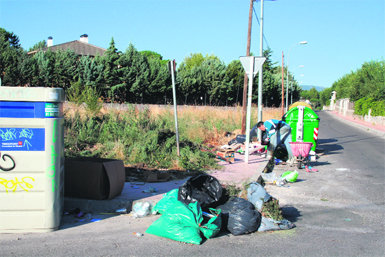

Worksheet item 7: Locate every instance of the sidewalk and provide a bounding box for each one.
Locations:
[64,153,268,215]
[329,110,385,138]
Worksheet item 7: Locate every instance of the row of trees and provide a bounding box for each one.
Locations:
[330,60,384,102]
[0,27,302,106]
[300,60,384,114]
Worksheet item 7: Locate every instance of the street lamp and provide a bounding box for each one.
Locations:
[285,41,307,112]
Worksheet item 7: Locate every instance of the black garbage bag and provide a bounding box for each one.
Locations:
[228,134,246,145]
[217,197,261,236]
[178,174,223,209]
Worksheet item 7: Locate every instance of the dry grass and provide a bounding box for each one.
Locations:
[64,102,282,146]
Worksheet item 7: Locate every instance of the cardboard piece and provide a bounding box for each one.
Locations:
[216,150,235,163]
[64,158,125,200]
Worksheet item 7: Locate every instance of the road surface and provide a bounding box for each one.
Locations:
[0,110,384,257]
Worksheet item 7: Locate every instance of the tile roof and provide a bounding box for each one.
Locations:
[28,40,106,57]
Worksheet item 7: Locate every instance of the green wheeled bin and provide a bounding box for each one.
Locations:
[282,104,320,155]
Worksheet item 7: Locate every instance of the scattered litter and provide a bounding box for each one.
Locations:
[275,159,282,165]
[247,182,272,212]
[320,198,328,201]
[258,216,295,232]
[90,219,101,222]
[259,173,288,187]
[216,150,235,163]
[344,218,352,222]
[336,168,349,171]
[142,187,157,193]
[305,166,319,172]
[133,232,144,237]
[76,213,92,222]
[132,201,152,218]
[281,170,298,183]
[116,208,128,214]
[130,182,146,185]
[131,186,140,189]
[202,211,215,218]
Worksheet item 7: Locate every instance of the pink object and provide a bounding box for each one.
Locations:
[289,142,313,158]
[305,165,319,173]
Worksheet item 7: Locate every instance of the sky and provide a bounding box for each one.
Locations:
[0,0,384,89]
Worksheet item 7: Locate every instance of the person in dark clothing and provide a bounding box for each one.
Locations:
[257,119,294,160]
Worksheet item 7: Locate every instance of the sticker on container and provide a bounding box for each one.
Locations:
[45,103,59,117]
[0,128,45,151]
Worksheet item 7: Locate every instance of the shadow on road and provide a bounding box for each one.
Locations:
[318,138,344,155]
[281,206,301,222]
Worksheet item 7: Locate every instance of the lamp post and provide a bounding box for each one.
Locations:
[285,41,307,112]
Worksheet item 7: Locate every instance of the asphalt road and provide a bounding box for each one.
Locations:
[1,110,384,257]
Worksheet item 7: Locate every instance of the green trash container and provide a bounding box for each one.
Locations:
[282,105,320,153]
[0,86,65,233]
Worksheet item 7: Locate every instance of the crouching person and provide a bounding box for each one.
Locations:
[257,119,294,161]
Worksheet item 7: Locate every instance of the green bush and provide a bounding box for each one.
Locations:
[66,80,102,114]
[354,97,385,116]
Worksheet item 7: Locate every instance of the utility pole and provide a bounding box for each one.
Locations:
[257,0,264,141]
[281,51,285,117]
[241,0,254,134]
[169,60,180,156]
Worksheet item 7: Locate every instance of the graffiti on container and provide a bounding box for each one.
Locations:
[0,152,15,172]
[19,129,34,139]
[0,176,35,193]
[47,120,57,192]
[0,129,17,141]
[304,112,315,119]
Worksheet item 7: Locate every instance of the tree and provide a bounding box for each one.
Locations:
[74,55,105,92]
[331,60,385,102]
[201,58,228,105]
[118,43,150,103]
[301,87,321,108]
[223,60,244,105]
[143,51,171,104]
[19,51,38,86]
[33,50,56,87]
[179,53,205,71]
[53,50,77,90]
[0,28,22,85]
[103,38,121,100]
[29,40,46,51]
[319,87,333,106]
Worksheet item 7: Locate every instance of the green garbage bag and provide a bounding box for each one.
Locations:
[146,201,203,244]
[199,208,222,239]
[152,189,179,215]
[146,189,222,244]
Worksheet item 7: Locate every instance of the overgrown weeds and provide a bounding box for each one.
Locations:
[64,103,281,171]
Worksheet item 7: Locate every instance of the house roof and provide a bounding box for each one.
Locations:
[28,40,106,57]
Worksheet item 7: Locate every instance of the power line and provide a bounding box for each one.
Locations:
[253,5,270,49]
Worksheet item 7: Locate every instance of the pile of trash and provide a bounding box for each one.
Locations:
[144,174,295,244]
